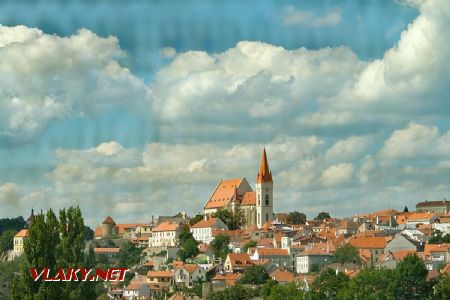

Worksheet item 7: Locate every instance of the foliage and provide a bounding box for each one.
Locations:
[209,234,230,261]
[10,207,97,300]
[239,265,270,284]
[314,212,331,220]
[0,229,17,254]
[177,226,199,262]
[213,208,246,230]
[286,211,307,225]
[339,267,396,299]
[434,274,450,299]
[310,268,349,300]
[209,284,257,300]
[429,229,450,244]
[189,214,204,226]
[267,282,303,300]
[84,226,94,240]
[259,279,278,298]
[0,216,26,234]
[242,240,257,253]
[334,243,361,265]
[391,254,431,300]
[119,241,142,267]
[403,206,409,212]
[0,256,25,299]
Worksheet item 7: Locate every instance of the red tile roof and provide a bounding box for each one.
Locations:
[257,248,289,256]
[204,178,242,209]
[147,271,173,278]
[212,273,242,286]
[14,229,28,238]
[227,253,254,268]
[190,217,221,228]
[153,221,181,232]
[349,237,387,249]
[102,216,116,225]
[240,192,256,206]
[256,148,273,183]
[94,247,120,253]
[271,270,296,283]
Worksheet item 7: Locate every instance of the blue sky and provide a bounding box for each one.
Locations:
[0,0,449,227]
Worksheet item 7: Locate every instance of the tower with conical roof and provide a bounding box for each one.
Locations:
[255,148,273,228]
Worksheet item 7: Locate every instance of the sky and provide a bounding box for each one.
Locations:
[0,0,449,227]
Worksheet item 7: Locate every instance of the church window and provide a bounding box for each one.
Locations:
[266,213,268,221]
[265,194,269,205]
[258,195,260,205]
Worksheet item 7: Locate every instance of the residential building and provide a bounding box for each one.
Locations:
[190,217,228,244]
[349,237,387,265]
[13,229,28,258]
[123,282,151,300]
[94,248,120,263]
[224,253,254,273]
[251,248,293,271]
[296,246,333,274]
[146,271,173,287]
[149,221,182,247]
[416,200,450,214]
[376,250,417,269]
[173,264,207,288]
[212,273,242,286]
[405,213,439,228]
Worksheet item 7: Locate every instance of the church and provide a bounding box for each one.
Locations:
[203,149,274,228]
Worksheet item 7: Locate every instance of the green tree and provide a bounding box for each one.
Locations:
[429,229,450,244]
[213,208,246,230]
[315,212,331,220]
[119,241,142,267]
[310,268,349,300]
[242,240,257,254]
[11,207,96,300]
[177,226,199,262]
[339,267,396,299]
[84,226,94,240]
[239,265,270,284]
[259,279,278,298]
[0,229,17,254]
[0,216,26,233]
[286,211,307,225]
[267,282,303,300]
[334,243,361,265]
[403,206,409,212]
[434,274,450,299]
[209,284,256,300]
[189,214,204,226]
[209,234,230,261]
[392,254,430,300]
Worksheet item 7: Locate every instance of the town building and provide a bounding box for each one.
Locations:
[173,264,207,288]
[94,247,120,263]
[203,149,274,228]
[416,200,450,214]
[149,221,183,247]
[190,217,228,244]
[13,229,28,258]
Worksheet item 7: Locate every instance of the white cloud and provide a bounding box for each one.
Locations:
[282,6,342,27]
[325,136,373,162]
[0,26,150,144]
[320,163,355,187]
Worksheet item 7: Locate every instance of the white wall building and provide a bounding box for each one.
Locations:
[190,217,227,244]
[149,221,182,247]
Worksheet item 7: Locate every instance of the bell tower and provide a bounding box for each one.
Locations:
[255,148,273,228]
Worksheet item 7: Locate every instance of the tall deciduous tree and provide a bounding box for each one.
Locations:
[238,265,270,284]
[392,254,430,300]
[209,234,230,261]
[213,208,246,230]
[339,267,396,299]
[286,211,307,225]
[434,274,450,299]
[0,230,17,254]
[315,212,330,220]
[310,268,349,300]
[334,243,361,265]
[177,226,199,262]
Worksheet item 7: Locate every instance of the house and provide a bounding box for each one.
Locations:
[155,211,190,226]
[123,282,151,300]
[116,223,152,239]
[203,149,275,228]
[149,221,183,247]
[251,248,294,272]
[405,213,439,228]
[376,250,417,269]
[190,217,228,244]
[386,233,420,252]
[212,273,242,286]
[270,269,296,284]
[94,248,120,263]
[349,237,387,265]
[296,245,333,274]
[224,253,254,273]
[13,229,28,258]
[337,220,359,236]
[173,264,207,288]
[422,243,450,270]
[416,200,450,214]
[146,271,173,287]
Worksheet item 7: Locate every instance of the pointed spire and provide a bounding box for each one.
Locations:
[256,148,273,183]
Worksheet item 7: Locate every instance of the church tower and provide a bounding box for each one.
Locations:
[255,148,273,228]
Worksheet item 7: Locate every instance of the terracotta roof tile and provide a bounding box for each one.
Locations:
[407,212,436,221]
[153,221,181,232]
[204,178,242,209]
[240,192,256,206]
[94,247,120,253]
[349,237,387,249]
[14,229,28,238]
[102,216,116,225]
[227,253,254,268]
[147,270,173,278]
[271,270,296,283]
[257,248,289,256]
[212,273,242,286]
[190,217,221,229]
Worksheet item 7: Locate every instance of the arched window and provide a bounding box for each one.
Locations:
[258,194,260,205]
[265,194,269,205]
[266,213,268,222]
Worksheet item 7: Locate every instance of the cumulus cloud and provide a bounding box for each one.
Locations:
[0,25,150,145]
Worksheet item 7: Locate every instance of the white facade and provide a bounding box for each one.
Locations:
[149,228,181,247]
[296,254,333,274]
[173,267,207,288]
[256,181,273,228]
[190,218,227,244]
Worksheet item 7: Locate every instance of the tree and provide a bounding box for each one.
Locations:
[286,211,307,225]
[213,208,246,230]
[0,230,17,254]
[238,265,270,284]
[119,241,142,267]
[334,243,361,265]
[177,226,199,262]
[209,284,256,300]
[315,212,330,220]
[310,268,349,300]
[259,279,278,298]
[84,226,94,240]
[429,229,450,244]
[267,282,303,300]
[209,234,230,261]
[189,214,204,226]
[0,216,26,233]
[339,267,396,299]
[403,206,409,212]
[11,207,96,300]
[434,274,450,299]
[392,254,430,300]
[242,241,257,253]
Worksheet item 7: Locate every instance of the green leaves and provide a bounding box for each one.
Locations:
[239,265,270,284]
[334,243,361,265]
[209,234,230,261]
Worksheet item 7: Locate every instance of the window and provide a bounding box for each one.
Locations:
[266,213,268,221]
[265,194,269,205]
[258,195,260,205]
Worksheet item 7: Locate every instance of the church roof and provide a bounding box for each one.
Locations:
[256,148,272,183]
[204,178,243,209]
[102,216,116,225]
[240,192,256,206]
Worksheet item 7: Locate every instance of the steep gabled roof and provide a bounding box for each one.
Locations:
[102,216,116,225]
[204,178,243,209]
[256,148,273,183]
[240,192,256,206]
[190,217,222,229]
